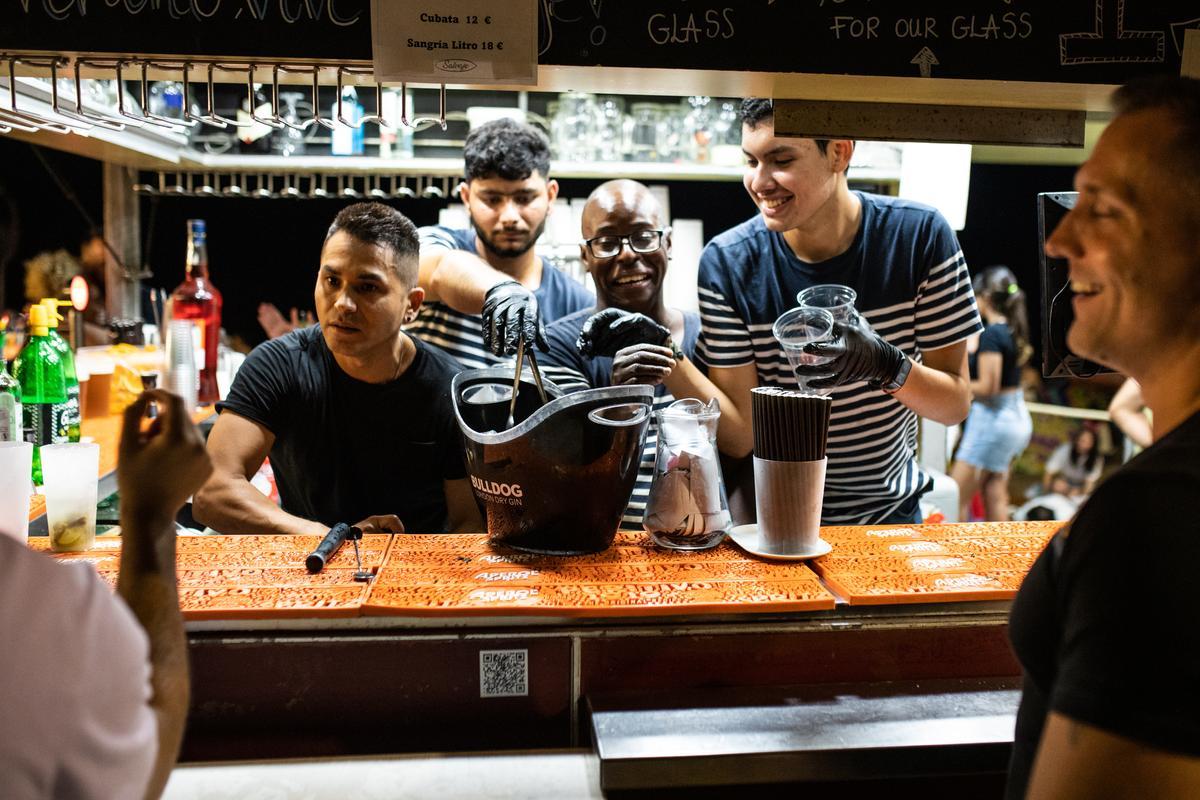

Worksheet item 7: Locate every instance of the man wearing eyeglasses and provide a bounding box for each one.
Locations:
[409,118,593,366]
[540,179,731,529]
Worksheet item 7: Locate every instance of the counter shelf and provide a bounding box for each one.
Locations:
[28,521,1056,776]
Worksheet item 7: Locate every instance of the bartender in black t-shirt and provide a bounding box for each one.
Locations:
[1005,77,1200,799]
[193,203,482,535]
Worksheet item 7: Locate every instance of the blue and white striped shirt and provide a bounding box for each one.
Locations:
[697,193,982,524]
[408,226,594,369]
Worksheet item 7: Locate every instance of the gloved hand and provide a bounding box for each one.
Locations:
[611,343,676,386]
[577,308,671,358]
[481,280,545,356]
[795,315,909,391]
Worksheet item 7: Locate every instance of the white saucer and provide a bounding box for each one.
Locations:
[728,524,832,561]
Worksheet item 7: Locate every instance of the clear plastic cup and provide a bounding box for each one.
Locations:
[0,441,34,543]
[773,306,835,396]
[797,284,859,325]
[40,442,100,552]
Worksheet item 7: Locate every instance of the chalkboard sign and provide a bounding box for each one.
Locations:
[4,0,1197,85]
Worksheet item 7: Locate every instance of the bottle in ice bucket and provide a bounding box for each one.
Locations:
[13,304,69,484]
[644,397,732,550]
[0,360,20,443]
[171,219,223,404]
[39,299,81,443]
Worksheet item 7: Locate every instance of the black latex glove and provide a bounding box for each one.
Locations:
[481,280,545,356]
[794,315,908,391]
[577,308,671,359]
[611,343,676,386]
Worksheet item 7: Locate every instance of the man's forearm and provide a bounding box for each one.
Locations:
[430,250,510,314]
[193,478,327,536]
[665,359,755,457]
[116,512,187,800]
[892,361,972,425]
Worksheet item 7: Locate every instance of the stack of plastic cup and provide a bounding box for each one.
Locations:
[0,441,34,542]
[40,442,100,552]
[166,318,198,414]
[773,306,835,396]
[797,284,859,325]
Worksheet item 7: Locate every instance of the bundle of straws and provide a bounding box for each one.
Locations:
[751,387,832,462]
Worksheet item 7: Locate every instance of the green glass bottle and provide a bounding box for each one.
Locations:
[0,360,20,443]
[40,299,81,443]
[14,304,68,484]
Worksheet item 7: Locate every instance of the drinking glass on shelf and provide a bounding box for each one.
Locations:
[683,96,716,163]
[554,91,601,163]
[595,96,626,162]
[656,101,689,163]
[629,102,662,163]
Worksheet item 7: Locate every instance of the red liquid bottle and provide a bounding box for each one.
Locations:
[171,219,223,404]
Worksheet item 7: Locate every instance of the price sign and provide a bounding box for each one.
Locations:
[370,0,537,85]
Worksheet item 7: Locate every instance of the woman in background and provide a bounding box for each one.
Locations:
[951,266,1033,521]
[1043,423,1104,499]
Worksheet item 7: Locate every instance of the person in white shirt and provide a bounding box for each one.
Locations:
[1,389,212,800]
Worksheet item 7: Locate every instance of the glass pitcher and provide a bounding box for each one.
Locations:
[644,398,731,550]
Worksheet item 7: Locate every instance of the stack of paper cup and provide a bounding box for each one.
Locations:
[0,442,33,543]
[166,318,198,413]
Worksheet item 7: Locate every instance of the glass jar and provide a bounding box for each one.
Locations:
[644,398,731,550]
[594,96,626,162]
[554,91,601,163]
[628,102,662,163]
[710,100,744,167]
[656,101,689,164]
[683,95,716,164]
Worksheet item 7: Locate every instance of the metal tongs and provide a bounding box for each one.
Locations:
[506,333,549,428]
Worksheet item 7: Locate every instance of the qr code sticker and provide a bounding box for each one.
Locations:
[479,649,529,698]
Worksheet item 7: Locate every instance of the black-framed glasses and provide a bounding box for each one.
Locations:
[581,228,670,259]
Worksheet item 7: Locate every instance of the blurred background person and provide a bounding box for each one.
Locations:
[1108,377,1152,455]
[1041,423,1104,500]
[951,266,1033,521]
[256,301,312,340]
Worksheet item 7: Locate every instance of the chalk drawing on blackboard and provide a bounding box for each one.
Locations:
[1170,17,1200,56]
[910,47,938,78]
[1060,0,1165,65]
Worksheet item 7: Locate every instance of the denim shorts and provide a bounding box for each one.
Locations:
[956,391,1033,473]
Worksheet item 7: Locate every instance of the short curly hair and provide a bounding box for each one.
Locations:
[463,118,552,183]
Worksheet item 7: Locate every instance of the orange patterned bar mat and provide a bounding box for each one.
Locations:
[29,533,391,620]
[809,521,1061,605]
[363,530,836,617]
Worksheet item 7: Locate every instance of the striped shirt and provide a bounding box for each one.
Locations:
[540,307,702,530]
[697,193,982,524]
[408,226,594,369]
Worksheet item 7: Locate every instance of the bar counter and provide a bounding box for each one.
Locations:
[32,520,1058,783]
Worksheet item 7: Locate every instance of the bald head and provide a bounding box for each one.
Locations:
[581,180,665,238]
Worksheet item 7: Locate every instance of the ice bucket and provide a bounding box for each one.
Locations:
[453,367,653,555]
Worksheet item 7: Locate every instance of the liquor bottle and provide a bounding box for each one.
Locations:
[40,299,81,443]
[14,304,68,484]
[171,219,223,404]
[0,360,20,443]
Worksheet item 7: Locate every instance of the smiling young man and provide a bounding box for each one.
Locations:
[194,203,481,536]
[694,98,981,525]
[540,179,724,528]
[409,118,593,367]
[1006,76,1200,800]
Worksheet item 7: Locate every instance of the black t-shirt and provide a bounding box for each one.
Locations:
[968,322,1022,388]
[1006,408,1200,798]
[217,326,467,533]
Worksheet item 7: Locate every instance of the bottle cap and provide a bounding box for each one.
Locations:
[39,299,65,327]
[28,304,50,333]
